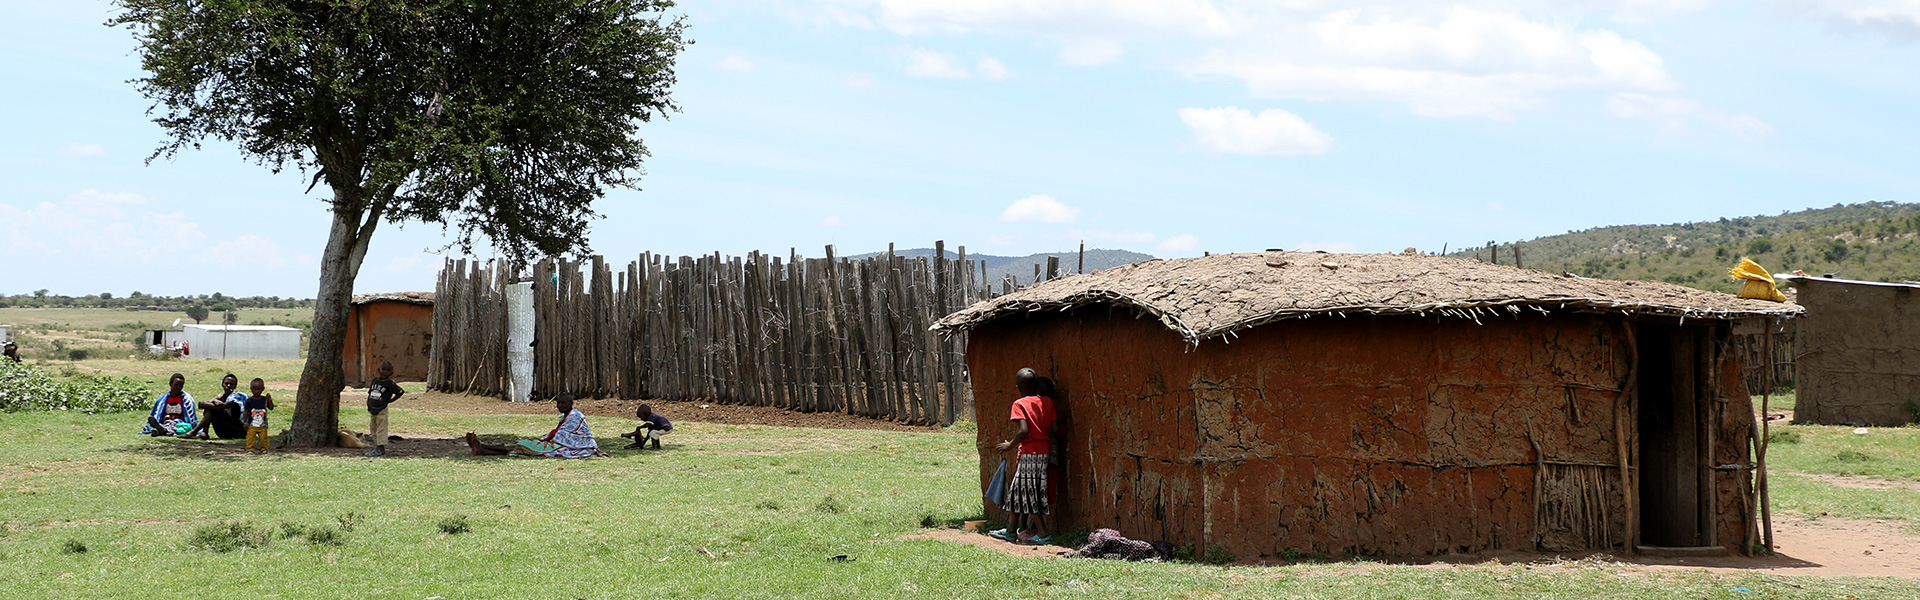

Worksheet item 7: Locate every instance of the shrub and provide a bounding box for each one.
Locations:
[61,539,87,554]
[67,349,90,361]
[436,515,471,535]
[813,495,847,514]
[754,500,782,510]
[304,525,346,546]
[0,359,148,414]
[1767,430,1802,444]
[1203,543,1235,565]
[277,522,308,539]
[1834,450,1872,462]
[189,521,271,553]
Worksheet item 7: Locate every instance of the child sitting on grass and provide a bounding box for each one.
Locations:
[620,404,671,450]
[243,378,275,454]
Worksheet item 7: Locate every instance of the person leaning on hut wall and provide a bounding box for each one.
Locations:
[991,368,1061,546]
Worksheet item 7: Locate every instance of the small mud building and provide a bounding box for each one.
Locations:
[935,251,1799,559]
[344,293,434,387]
[1779,275,1920,426]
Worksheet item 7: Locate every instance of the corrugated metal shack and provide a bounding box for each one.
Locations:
[1778,275,1920,426]
[345,292,434,387]
[935,250,1799,559]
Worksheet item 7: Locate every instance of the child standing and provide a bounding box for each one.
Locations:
[620,403,672,450]
[992,368,1058,546]
[365,361,406,457]
[243,378,276,454]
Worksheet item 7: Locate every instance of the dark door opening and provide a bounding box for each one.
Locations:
[1636,324,1709,548]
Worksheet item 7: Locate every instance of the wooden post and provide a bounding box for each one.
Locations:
[1759,318,1775,552]
[1078,240,1085,274]
[1618,320,1639,554]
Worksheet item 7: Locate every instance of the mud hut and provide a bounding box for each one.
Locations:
[1778,275,1920,426]
[934,251,1799,559]
[345,293,434,387]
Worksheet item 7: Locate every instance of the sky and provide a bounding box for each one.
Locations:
[4,0,1920,298]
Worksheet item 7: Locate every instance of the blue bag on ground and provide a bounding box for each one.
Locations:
[985,457,1009,508]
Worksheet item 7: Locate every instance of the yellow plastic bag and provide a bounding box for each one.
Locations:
[1728,257,1786,302]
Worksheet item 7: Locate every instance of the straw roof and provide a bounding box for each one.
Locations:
[934,251,1801,345]
[351,292,435,306]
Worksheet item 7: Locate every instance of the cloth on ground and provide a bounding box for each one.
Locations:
[1065,529,1172,562]
[512,409,601,458]
[141,390,196,434]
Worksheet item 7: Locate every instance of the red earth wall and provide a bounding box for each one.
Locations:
[968,309,1756,559]
[343,301,433,387]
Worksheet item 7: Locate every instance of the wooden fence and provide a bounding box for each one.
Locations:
[428,243,1019,425]
[1732,318,1797,394]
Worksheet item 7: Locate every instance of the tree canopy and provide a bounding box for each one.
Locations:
[113,0,688,446]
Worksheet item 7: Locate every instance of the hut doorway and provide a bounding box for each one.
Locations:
[1635,324,1712,548]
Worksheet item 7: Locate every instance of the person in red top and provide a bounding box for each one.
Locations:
[993,367,1058,545]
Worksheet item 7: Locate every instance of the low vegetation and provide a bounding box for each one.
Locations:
[1451,201,1920,291]
[0,358,149,414]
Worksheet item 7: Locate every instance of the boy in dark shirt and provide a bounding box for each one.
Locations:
[620,403,671,450]
[243,378,276,454]
[365,361,406,457]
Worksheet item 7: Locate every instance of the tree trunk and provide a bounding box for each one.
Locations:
[287,192,382,447]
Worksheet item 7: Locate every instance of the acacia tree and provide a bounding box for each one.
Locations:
[114,0,687,446]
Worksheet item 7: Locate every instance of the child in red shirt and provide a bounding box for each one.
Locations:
[993,368,1058,545]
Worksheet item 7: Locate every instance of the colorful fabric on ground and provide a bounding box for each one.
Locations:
[1005,452,1051,515]
[1066,528,1166,561]
[141,391,196,434]
[521,409,600,458]
[1010,395,1056,455]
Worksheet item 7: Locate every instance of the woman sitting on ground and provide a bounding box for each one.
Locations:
[464,395,606,458]
[141,373,196,436]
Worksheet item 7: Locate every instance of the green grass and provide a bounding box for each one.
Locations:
[1765,423,1920,481]
[1754,392,1796,411]
[1769,474,1920,535]
[3,411,1917,599]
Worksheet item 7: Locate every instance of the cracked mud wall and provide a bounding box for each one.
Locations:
[1793,280,1920,426]
[970,309,1757,559]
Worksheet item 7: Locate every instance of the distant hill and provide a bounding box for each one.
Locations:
[849,247,1156,287]
[1447,201,1920,294]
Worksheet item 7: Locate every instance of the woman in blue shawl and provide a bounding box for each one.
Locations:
[463,395,605,458]
[141,373,197,436]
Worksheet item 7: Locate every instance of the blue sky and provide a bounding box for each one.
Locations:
[4,0,1920,298]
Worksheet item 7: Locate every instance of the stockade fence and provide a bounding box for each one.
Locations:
[427,242,1043,426]
[1732,318,1797,395]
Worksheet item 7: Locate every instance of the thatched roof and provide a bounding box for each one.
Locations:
[934,251,1801,345]
[352,292,435,306]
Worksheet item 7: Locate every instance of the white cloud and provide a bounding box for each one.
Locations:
[1294,239,1358,253]
[1157,234,1200,252]
[65,189,150,218]
[58,142,105,157]
[822,215,845,226]
[0,190,171,258]
[999,194,1080,223]
[1060,39,1125,65]
[1184,6,1677,119]
[1178,106,1334,156]
[716,55,756,72]
[381,255,425,273]
[1800,0,1920,38]
[976,57,1011,79]
[904,48,971,78]
[200,234,286,269]
[856,0,1232,38]
[1606,93,1773,141]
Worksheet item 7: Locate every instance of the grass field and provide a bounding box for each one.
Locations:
[0,307,312,363]
[4,406,1919,599]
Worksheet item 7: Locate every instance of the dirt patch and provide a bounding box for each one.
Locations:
[900,529,1070,558]
[392,391,948,433]
[902,515,1920,579]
